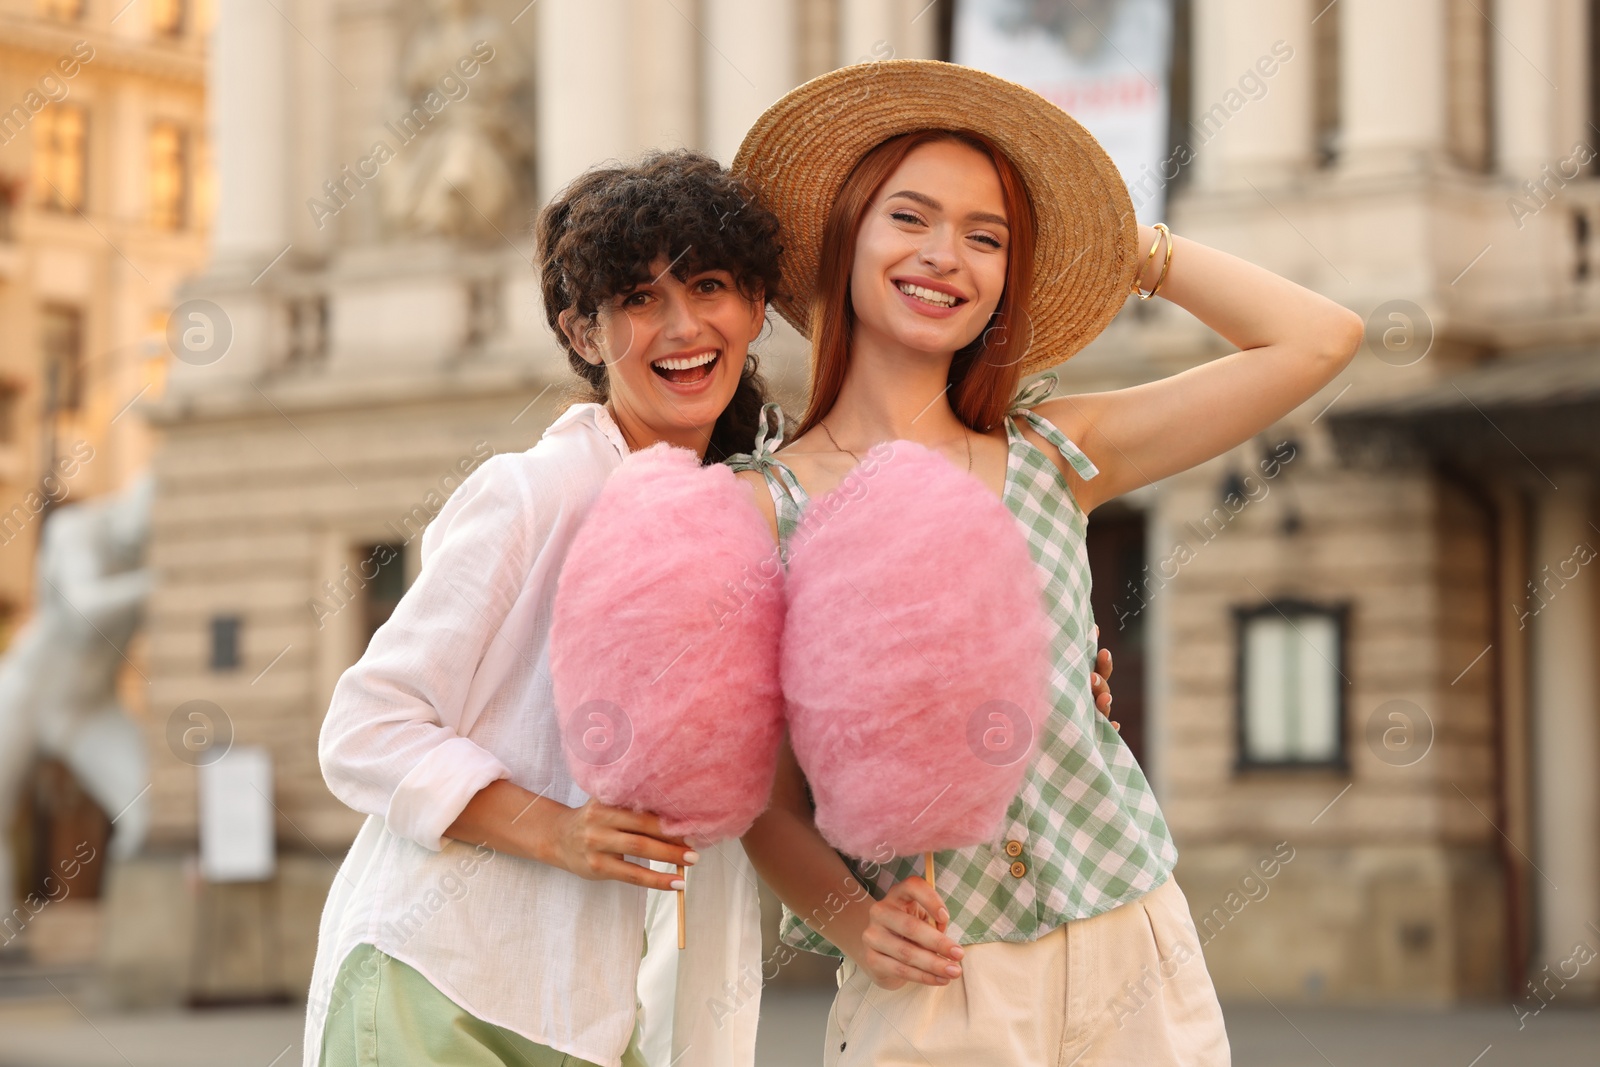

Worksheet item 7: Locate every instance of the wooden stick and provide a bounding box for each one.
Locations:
[676,864,686,950]
[925,851,936,893]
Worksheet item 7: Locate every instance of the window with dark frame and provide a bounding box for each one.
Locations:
[1086,508,1150,767]
[359,543,408,652]
[1235,600,1348,770]
[149,120,188,230]
[209,614,242,671]
[40,304,85,413]
[35,103,88,213]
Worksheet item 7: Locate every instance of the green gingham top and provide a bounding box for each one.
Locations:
[727,375,1178,954]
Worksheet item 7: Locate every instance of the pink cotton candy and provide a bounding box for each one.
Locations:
[550,443,785,842]
[781,440,1052,861]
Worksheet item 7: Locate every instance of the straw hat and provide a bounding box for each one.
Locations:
[733,59,1140,376]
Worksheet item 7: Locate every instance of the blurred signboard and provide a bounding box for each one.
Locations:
[198,746,276,882]
[953,0,1175,222]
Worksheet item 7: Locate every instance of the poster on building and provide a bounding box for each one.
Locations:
[953,0,1174,222]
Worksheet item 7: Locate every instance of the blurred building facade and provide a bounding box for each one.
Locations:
[0,0,210,976]
[4,0,1588,1020]
[1145,0,1600,1009]
[0,0,209,637]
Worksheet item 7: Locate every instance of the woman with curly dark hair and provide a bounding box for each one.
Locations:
[537,151,783,466]
[304,150,783,1067]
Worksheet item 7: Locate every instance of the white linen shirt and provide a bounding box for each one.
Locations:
[302,403,763,1067]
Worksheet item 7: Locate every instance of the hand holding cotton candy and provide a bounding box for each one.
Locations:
[550,442,785,845]
[780,440,1051,868]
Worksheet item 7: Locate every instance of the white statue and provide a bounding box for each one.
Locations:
[0,475,154,930]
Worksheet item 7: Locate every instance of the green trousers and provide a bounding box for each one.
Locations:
[319,943,648,1067]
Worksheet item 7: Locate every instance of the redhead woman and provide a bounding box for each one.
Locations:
[731,62,1363,1066]
[304,150,780,1067]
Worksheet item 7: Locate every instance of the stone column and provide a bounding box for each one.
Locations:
[1550,0,1589,154]
[1492,0,1556,178]
[1528,474,1600,993]
[630,0,701,150]
[535,0,633,201]
[210,0,290,265]
[166,0,293,389]
[1338,0,1445,176]
[838,0,938,65]
[1189,0,1313,188]
[298,0,390,251]
[702,0,797,163]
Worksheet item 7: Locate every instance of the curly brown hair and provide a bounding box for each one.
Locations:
[536,150,784,464]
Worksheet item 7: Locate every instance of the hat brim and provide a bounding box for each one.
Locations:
[733,59,1139,377]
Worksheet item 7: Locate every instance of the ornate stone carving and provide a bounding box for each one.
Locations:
[382,0,533,241]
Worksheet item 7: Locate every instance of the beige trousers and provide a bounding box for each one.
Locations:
[824,876,1230,1067]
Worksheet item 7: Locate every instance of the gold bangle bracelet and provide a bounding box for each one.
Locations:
[1132,223,1165,296]
[1134,223,1174,301]
[1147,224,1175,299]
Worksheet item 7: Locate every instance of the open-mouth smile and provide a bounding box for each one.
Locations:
[895,281,962,308]
[651,349,720,385]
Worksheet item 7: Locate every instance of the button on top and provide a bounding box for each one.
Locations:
[1009,860,1027,878]
[1004,840,1024,858]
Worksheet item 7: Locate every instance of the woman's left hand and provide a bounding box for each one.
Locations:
[856,876,963,990]
[1091,625,1118,732]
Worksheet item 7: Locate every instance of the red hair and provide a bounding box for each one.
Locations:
[794,130,1037,437]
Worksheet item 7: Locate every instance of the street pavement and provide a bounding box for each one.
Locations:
[1,989,1597,1066]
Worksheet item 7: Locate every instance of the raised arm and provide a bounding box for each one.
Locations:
[1040,225,1363,513]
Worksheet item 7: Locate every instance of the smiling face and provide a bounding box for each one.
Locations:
[848,139,1011,360]
[562,257,766,451]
